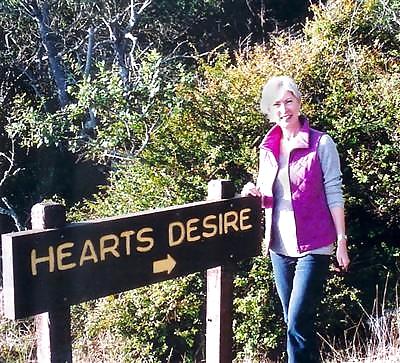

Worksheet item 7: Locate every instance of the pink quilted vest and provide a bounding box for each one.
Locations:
[256,117,336,253]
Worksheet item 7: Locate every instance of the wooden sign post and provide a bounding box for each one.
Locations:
[206,180,235,362]
[31,202,72,363]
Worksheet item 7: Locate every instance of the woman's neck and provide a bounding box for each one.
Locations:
[281,125,300,141]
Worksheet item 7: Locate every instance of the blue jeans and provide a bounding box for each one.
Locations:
[270,252,330,363]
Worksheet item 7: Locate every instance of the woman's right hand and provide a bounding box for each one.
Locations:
[241,182,261,197]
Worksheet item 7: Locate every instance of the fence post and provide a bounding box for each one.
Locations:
[206,180,235,363]
[31,202,72,363]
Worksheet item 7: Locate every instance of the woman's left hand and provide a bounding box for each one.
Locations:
[336,240,350,272]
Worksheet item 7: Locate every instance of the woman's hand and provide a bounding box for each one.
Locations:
[241,182,261,197]
[329,207,350,272]
[336,239,350,272]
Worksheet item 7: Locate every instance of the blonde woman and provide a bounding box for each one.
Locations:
[242,76,350,362]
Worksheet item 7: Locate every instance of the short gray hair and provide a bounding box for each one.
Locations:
[260,76,302,116]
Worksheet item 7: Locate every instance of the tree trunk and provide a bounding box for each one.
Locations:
[34,1,69,108]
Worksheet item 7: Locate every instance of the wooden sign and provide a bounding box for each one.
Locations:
[2,196,262,319]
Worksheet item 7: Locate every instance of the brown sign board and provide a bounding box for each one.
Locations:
[2,196,262,320]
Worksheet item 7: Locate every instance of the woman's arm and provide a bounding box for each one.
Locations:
[330,206,350,271]
[318,135,350,271]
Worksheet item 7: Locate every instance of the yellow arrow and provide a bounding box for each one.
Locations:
[153,254,176,274]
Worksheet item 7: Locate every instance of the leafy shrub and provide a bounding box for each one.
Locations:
[72,274,204,362]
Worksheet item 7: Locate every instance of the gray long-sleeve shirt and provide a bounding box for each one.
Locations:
[318,134,344,208]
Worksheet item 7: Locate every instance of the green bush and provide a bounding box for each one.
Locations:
[72,274,204,362]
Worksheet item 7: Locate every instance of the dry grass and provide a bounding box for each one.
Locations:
[73,329,130,362]
[0,317,35,362]
[320,281,400,363]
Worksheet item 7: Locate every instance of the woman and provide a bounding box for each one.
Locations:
[242,76,350,363]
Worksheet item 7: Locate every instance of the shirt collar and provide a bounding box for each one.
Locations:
[259,115,310,159]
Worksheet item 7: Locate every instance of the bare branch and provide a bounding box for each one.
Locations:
[379,0,400,26]
[137,0,152,15]
[0,198,24,231]
[0,140,23,231]
[30,0,69,107]
[127,0,152,31]
[0,140,19,189]
[84,26,95,79]
[102,152,135,161]
[133,116,160,158]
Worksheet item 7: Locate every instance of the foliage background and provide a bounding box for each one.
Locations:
[0,0,399,361]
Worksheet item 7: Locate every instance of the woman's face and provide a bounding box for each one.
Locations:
[269,90,301,129]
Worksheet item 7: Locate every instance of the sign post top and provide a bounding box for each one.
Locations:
[31,202,66,230]
[207,180,236,200]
